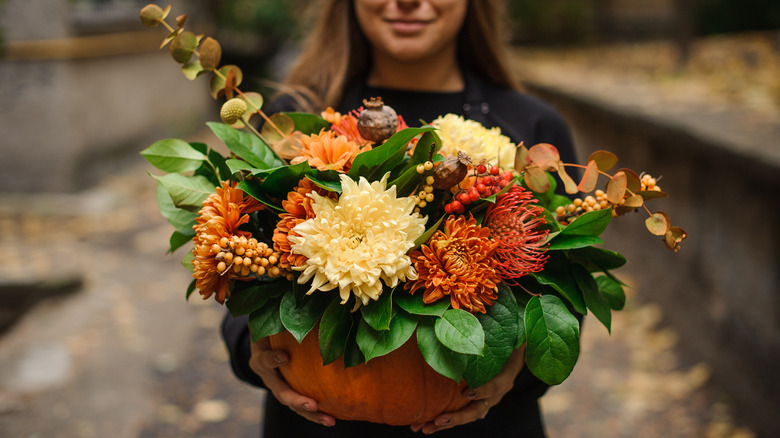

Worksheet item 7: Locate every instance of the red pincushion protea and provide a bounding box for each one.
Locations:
[484,185,550,284]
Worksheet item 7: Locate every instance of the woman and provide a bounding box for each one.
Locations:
[222,0,577,436]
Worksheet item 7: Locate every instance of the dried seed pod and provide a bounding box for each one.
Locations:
[357,97,398,144]
[433,151,471,190]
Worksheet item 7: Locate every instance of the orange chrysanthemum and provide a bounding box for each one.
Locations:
[290,129,370,172]
[272,178,337,270]
[484,186,549,283]
[191,181,264,304]
[405,215,501,314]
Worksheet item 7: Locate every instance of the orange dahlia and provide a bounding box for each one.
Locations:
[191,181,264,304]
[290,129,370,173]
[272,178,337,270]
[405,215,501,314]
[484,185,549,283]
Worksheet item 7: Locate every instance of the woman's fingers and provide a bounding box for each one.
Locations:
[417,399,494,434]
[248,336,336,427]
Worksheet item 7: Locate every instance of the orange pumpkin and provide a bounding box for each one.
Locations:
[268,328,470,426]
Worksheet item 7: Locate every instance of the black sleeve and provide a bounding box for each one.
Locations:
[220,311,267,388]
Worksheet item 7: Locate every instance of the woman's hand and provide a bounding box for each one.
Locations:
[410,344,527,435]
[249,336,336,427]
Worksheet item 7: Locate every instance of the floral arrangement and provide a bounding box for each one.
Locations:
[139,3,686,421]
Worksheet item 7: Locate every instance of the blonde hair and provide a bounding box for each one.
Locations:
[283,0,518,111]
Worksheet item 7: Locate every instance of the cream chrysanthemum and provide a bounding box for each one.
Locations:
[431,114,516,166]
[288,174,426,309]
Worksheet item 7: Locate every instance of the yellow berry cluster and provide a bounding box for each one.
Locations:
[212,235,290,280]
[555,189,613,223]
[414,161,435,213]
[641,173,662,192]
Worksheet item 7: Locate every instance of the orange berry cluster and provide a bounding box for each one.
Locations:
[555,189,613,223]
[212,235,291,280]
[444,164,513,214]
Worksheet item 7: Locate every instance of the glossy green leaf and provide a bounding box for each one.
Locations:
[524,295,580,385]
[596,275,626,311]
[207,121,282,169]
[227,282,272,317]
[248,294,285,342]
[417,318,469,382]
[435,309,485,356]
[281,288,328,343]
[546,234,604,250]
[185,278,196,301]
[260,161,314,199]
[559,208,612,237]
[360,287,394,331]
[395,290,450,316]
[356,308,417,362]
[463,284,519,388]
[531,252,586,314]
[318,297,352,365]
[349,127,433,181]
[569,247,627,271]
[153,173,215,212]
[572,263,611,333]
[141,138,206,173]
[155,182,197,231]
[237,179,284,212]
[167,229,194,254]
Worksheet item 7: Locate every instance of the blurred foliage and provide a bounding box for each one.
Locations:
[506,0,597,46]
[697,0,780,34]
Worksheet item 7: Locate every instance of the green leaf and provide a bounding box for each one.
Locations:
[152,173,215,212]
[435,309,485,356]
[572,263,611,333]
[185,279,196,301]
[360,287,394,331]
[343,320,365,368]
[356,308,418,362]
[559,208,612,237]
[532,252,587,314]
[546,234,604,250]
[349,127,433,181]
[155,182,197,231]
[596,275,626,311]
[207,121,283,169]
[513,289,531,348]
[569,246,627,272]
[237,179,284,212]
[283,112,331,135]
[318,297,353,365]
[226,282,275,317]
[395,291,450,316]
[524,295,580,385]
[260,162,314,198]
[463,284,519,388]
[140,138,207,173]
[167,229,194,254]
[417,318,469,382]
[413,214,445,249]
[180,251,194,272]
[207,148,235,182]
[248,294,285,342]
[281,288,328,343]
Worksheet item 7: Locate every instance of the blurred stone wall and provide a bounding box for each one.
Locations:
[0,0,213,193]
[527,82,780,437]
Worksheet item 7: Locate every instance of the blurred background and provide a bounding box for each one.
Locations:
[1,0,778,437]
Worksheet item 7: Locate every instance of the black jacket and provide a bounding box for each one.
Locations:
[221,70,576,437]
